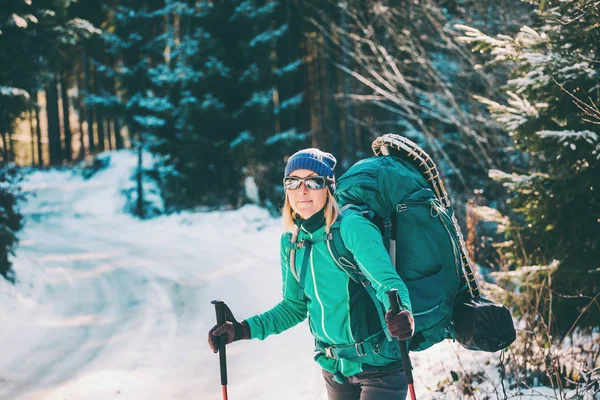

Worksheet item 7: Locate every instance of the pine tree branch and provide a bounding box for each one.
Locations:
[553,78,600,125]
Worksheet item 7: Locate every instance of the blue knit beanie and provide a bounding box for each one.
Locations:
[284,148,337,192]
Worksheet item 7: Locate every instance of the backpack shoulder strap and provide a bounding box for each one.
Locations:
[284,231,300,282]
[328,206,363,277]
[328,204,375,276]
[328,207,393,343]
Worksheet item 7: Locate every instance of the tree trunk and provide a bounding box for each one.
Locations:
[76,56,86,159]
[83,47,95,153]
[110,56,124,150]
[60,62,73,162]
[90,65,105,152]
[114,116,123,149]
[106,118,113,150]
[340,9,355,168]
[284,0,297,130]
[316,44,328,149]
[33,90,44,166]
[46,72,63,165]
[7,132,12,160]
[28,108,36,165]
[325,14,341,157]
[1,132,8,162]
[305,38,321,147]
[136,131,144,218]
[92,65,105,152]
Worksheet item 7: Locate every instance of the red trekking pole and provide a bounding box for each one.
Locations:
[211,300,229,400]
[386,289,417,400]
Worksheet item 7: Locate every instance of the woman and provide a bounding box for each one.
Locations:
[208,149,415,400]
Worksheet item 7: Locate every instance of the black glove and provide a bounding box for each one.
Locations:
[208,304,250,353]
[385,309,415,340]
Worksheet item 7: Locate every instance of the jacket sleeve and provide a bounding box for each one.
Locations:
[244,233,308,340]
[340,213,412,314]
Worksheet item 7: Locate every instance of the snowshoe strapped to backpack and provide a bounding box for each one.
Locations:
[331,133,515,352]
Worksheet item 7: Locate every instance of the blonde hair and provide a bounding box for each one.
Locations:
[282,190,340,233]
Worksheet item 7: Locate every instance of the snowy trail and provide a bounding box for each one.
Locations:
[1,220,195,399]
[0,152,504,400]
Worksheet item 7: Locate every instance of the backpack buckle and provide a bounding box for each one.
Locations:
[396,204,407,213]
[325,347,334,358]
[355,342,367,357]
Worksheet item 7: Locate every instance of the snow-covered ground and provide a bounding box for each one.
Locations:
[0,150,573,399]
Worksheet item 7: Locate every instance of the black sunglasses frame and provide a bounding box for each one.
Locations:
[283,176,332,190]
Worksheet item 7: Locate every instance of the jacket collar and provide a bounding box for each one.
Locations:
[298,208,326,234]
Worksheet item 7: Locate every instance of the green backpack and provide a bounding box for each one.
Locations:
[330,134,478,352]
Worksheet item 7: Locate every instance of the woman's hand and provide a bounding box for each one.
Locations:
[385,309,414,340]
[208,304,251,353]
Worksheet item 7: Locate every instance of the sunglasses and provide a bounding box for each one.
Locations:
[283,176,332,190]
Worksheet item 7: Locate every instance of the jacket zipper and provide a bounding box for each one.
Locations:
[308,231,335,343]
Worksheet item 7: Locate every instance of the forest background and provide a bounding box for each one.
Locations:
[0,0,598,397]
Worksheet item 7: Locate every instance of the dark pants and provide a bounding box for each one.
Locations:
[322,368,408,400]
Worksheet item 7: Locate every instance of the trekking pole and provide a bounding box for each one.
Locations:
[211,300,229,400]
[385,289,417,400]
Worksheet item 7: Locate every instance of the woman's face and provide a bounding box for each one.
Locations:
[286,169,328,220]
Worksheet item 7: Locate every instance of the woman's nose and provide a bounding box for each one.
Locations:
[298,182,309,193]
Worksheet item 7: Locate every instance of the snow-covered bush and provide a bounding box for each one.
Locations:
[0,164,24,282]
[458,0,600,335]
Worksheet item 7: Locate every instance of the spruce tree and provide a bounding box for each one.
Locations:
[459,0,600,334]
[222,0,308,209]
[151,0,308,210]
[146,0,234,210]
[95,0,172,217]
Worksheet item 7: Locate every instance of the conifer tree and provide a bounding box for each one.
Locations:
[224,0,308,209]
[151,0,308,210]
[94,0,171,217]
[459,0,600,333]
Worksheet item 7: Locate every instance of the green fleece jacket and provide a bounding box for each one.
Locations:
[245,209,412,377]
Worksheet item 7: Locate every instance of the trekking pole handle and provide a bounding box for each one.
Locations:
[211,300,228,388]
[386,289,402,314]
[385,289,415,390]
